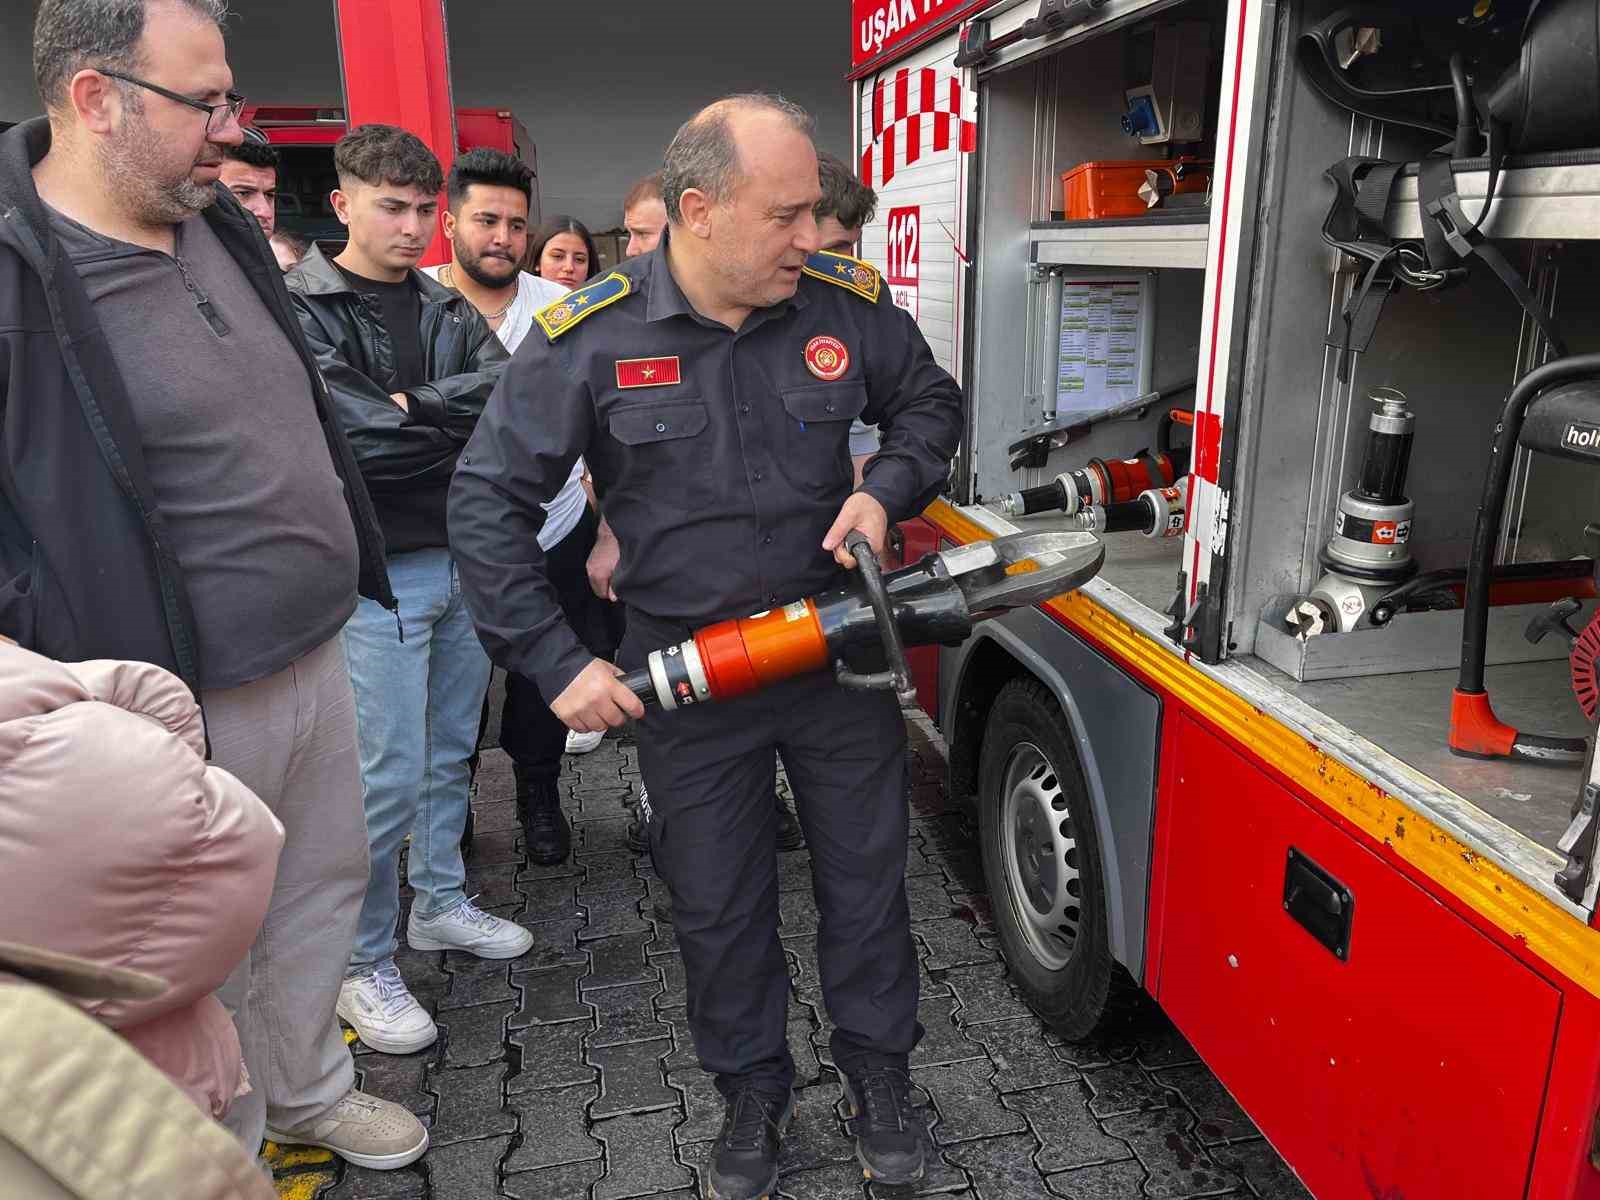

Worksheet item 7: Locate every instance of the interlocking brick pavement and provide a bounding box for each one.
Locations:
[271,706,1310,1200]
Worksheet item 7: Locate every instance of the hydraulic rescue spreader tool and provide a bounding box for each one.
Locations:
[619,530,1104,712]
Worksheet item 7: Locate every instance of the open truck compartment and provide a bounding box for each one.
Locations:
[1225,0,1600,878]
[871,2,1600,1193]
[961,0,1222,631]
[957,0,1600,882]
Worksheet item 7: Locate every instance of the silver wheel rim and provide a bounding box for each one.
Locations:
[999,741,1081,971]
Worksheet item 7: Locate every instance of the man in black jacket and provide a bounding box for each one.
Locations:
[285,125,527,1062]
[2,0,425,1172]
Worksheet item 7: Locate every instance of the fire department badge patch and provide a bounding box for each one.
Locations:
[804,335,849,381]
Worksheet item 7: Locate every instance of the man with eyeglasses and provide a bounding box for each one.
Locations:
[0,0,427,1173]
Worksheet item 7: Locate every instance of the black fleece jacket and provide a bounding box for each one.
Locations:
[0,118,393,695]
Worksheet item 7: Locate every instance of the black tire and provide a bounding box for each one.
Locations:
[977,676,1136,1040]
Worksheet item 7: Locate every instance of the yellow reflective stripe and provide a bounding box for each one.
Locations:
[922,498,1600,998]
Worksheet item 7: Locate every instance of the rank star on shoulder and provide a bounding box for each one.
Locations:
[573,294,591,306]
[835,263,850,275]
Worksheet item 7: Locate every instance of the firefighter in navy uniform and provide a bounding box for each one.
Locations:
[449,94,961,1199]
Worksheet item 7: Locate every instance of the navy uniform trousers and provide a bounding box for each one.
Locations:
[620,608,923,1100]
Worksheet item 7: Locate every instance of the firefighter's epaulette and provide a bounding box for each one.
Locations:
[534,272,632,340]
[802,250,881,303]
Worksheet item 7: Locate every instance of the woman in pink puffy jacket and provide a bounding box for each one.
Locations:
[0,638,284,1118]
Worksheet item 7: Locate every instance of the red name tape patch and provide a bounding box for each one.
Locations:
[615,356,681,389]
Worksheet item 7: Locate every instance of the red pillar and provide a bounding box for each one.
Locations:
[332,0,456,264]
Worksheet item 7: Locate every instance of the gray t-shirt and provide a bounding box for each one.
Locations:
[50,207,359,690]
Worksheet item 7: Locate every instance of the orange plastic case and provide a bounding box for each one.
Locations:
[1059,158,1211,220]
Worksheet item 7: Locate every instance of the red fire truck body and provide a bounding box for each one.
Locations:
[850,2,1600,1198]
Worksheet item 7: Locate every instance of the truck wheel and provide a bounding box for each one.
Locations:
[978,677,1134,1040]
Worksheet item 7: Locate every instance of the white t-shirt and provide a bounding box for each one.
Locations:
[426,267,588,550]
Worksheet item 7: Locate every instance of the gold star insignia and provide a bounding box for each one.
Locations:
[641,365,656,378]
[574,294,590,307]
[835,263,850,275]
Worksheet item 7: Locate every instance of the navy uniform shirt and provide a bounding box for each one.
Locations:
[448,244,963,702]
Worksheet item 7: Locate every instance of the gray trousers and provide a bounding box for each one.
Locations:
[207,636,370,1150]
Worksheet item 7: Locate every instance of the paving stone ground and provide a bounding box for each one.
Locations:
[271,705,1310,1200]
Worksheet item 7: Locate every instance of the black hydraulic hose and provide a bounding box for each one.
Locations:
[1459,353,1600,694]
[1449,54,1477,159]
[1372,558,1595,627]
[834,530,914,699]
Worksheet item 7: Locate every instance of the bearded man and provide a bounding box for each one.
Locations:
[0,0,426,1171]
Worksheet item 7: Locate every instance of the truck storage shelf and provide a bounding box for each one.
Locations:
[1384,160,1600,241]
[1248,653,1583,857]
[1030,218,1209,270]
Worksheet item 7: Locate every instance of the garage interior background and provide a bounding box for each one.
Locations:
[0,1,854,233]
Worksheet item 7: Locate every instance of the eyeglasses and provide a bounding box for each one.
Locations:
[96,69,247,137]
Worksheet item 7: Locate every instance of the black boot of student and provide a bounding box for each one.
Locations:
[515,766,570,865]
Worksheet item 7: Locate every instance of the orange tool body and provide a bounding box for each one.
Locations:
[620,533,1105,713]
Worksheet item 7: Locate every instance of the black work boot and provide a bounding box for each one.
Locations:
[707,1086,792,1200]
[626,814,649,854]
[774,795,804,851]
[841,1066,925,1185]
[626,784,650,853]
[516,768,570,865]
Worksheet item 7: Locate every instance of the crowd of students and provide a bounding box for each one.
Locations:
[0,0,916,1194]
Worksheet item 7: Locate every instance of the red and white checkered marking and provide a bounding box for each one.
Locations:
[860,66,976,188]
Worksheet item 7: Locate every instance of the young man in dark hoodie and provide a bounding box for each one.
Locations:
[3,0,424,1172]
[284,125,527,1060]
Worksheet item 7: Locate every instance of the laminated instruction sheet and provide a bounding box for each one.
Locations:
[1057,278,1146,417]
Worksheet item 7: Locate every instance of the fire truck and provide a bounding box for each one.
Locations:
[852,1,1600,1196]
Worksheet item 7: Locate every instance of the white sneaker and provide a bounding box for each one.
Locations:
[407,896,534,959]
[266,1087,428,1170]
[336,962,437,1055]
[565,728,605,754]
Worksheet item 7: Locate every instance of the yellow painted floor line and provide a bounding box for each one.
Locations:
[274,1169,335,1200]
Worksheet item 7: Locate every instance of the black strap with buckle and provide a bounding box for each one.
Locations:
[1321,143,1566,380]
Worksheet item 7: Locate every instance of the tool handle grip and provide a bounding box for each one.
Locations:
[1015,480,1071,515]
[619,667,658,709]
[1097,498,1154,534]
[836,532,917,703]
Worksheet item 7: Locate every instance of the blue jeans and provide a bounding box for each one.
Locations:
[343,547,491,971]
